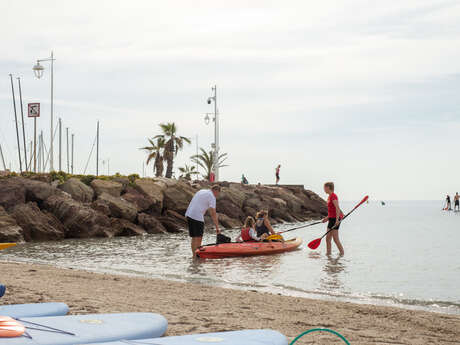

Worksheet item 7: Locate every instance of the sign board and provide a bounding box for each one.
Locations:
[28,103,40,118]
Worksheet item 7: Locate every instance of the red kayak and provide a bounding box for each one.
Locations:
[196,238,302,259]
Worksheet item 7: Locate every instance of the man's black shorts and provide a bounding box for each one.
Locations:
[327,217,340,230]
[187,217,204,237]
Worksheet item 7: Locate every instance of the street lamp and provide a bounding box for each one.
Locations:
[205,85,219,181]
[33,51,55,171]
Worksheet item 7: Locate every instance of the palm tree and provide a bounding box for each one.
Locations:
[154,123,191,178]
[139,137,165,177]
[178,164,199,180]
[191,148,228,180]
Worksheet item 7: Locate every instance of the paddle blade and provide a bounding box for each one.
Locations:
[356,195,369,209]
[308,238,321,250]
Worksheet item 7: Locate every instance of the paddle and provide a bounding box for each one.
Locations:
[308,195,369,250]
[278,221,323,234]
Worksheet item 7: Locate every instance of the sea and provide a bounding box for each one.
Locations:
[2,201,459,315]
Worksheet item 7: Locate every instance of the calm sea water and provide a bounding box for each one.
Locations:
[2,201,459,314]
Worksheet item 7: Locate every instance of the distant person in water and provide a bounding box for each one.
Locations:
[322,182,345,256]
[185,185,221,257]
[454,193,459,211]
[446,195,451,210]
[275,164,281,185]
[255,210,277,239]
[237,216,267,242]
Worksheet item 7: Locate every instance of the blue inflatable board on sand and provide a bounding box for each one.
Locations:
[0,302,69,318]
[85,329,288,345]
[0,285,5,298]
[0,313,168,345]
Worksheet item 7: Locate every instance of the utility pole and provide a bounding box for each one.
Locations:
[0,143,6,170]
[71,133,74,174]
[17,77,28,171]
[96,121,99,176]
[66,127,69,173]
[9,74,22,173]
[58,118,62,171]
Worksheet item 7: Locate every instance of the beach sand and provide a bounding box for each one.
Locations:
[0,261,459,344]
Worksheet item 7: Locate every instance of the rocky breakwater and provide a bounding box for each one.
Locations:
[0,175,327,243]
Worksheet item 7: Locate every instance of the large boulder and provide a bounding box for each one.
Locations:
[162,181,195,215]
[0,178,26,210]
[217,213,241,229]
[133,179,164,214]
[111,218,146,236]
[216,198,245,221]
[59,178,94,203]
[90,179,123,197]
[122,187,153,212]
[98,193,138,222]
[43,194,112,238]
[11,202,65,241]
[157,216,184,233]
[0,206,24,242]
[138,213,167,234]
[22,179,59,203]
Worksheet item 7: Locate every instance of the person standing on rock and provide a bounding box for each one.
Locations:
[275,164,281,185]
[185,185,221,257]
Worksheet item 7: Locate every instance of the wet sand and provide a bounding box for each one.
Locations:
[0,261,459,344]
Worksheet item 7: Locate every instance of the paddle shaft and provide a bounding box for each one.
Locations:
[319,196,368,239]
[279,221,323,234]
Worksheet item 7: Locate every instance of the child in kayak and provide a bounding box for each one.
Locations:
[322,182,345,256]
[236,216,267,242]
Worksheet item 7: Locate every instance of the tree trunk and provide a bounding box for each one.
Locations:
[164,140,174,178]
[155,156,164,177]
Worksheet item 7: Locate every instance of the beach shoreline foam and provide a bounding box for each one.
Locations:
[1,261,458,344]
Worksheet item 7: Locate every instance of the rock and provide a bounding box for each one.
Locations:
[90,179,123,197]
[157,216,184,233]
[22,179,59,203]
[91,199,111,217]
[44,194,112,238]
[138,213,167,234]
[133,179,164,214]
[217,213,241,229]
[0,206,24,242]
[216,198,245,221]
[163,181,195,215]
[112,177,130,193]
[111,218,146,236]
[59,178,94,203]
[11,202,65,241]
[0,178,26,211]
[122,187,153,212]
[98,193,138,222]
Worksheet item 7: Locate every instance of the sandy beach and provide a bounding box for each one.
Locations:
[0,261,458,344]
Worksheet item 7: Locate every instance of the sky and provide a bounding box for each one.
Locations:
[0,0,459,200]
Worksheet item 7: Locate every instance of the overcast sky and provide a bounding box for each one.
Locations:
[1,0,459,200]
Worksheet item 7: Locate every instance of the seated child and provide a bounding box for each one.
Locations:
[236,216,268,242]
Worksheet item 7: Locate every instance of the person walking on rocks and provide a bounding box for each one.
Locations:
[185,185,221,257]
[275,164,281,185]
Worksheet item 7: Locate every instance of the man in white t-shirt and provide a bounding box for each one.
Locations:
[185,185,221,256]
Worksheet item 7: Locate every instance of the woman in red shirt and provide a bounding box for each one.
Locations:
[322,182,345,256]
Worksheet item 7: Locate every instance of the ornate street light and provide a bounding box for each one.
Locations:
[32,51,55,171]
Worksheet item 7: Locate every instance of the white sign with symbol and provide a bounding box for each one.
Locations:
[28,103,40,118]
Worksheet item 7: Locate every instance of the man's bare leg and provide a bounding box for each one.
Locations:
[191,237,203,257]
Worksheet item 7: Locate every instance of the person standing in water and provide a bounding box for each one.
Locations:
[454,193,459,211]
[275,164,281,185]
[185,185,221,257]
[446,195,451,210]
[322,182,345,256]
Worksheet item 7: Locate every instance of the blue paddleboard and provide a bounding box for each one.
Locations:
[85,329,288,345]
[0,302,69,318]
[0,313,168,345]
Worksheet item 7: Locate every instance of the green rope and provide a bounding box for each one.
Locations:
[289,328,350,345]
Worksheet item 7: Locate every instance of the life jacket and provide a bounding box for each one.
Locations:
[240,227,252,242]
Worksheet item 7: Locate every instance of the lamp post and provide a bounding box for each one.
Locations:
[33,51,55,172]
[205,85,219,181]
